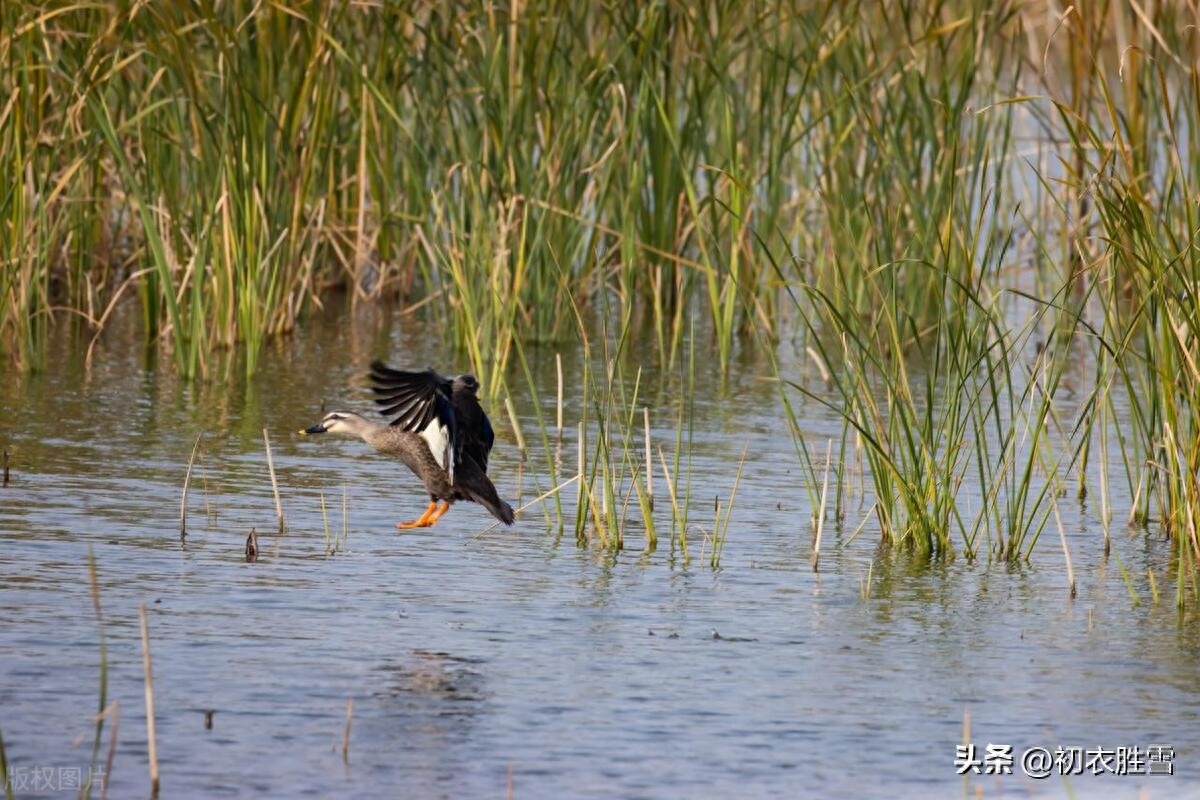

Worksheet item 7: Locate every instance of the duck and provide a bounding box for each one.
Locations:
[298,361,515,528]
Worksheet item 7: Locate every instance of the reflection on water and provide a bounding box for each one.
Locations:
[1,304,1199,799]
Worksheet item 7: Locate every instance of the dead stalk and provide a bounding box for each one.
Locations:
[341,483,348,550]
[813,439,833,572]
[643,407,653,511]
[555,352,564,436]
[101,701,119,800]
[180,433,202,538]
[262,428,285,530]
[504,396,527,462]
[577,421,586,513]
[473,474,581,538]
[139,605,160,798]
[1053,501,1076,599]
[342,698,354,764]
[656,445,683,541]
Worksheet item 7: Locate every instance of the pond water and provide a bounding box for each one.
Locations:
[2,305,1199,799]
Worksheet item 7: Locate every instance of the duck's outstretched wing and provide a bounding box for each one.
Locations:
[449,375,496,473]
[369,361,457,481]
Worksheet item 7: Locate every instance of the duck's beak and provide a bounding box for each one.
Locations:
[299,422,327,435]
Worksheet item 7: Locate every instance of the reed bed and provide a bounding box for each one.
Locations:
[2,0,1026,377]
[754,2,1200,599]
[5,2,1200,593]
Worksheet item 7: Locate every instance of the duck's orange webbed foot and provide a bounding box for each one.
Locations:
[397,501,438,529]
[396,501,451,529]
[426,501,451,525]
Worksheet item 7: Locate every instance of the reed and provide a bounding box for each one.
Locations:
[179,434,202,539]
[503,397,527,463]
[709,445,747,569]
[6,1,1200,592]
[752,1,1200,573]
[138,604,160,798]
[320,493,332,555]
[84,549,108,800]
[341,483,349,552]
[2,1,1027,380]
[500,307,697,556]
[812,441,834,572]
[0,727,10,800]
[263,429,285,532]
[1052,502,1076,600]
[1044,4,1200,605]
[341,699,354,765]
[95,702,119,800]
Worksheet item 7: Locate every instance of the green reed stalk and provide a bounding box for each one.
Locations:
[0,725,10,800]
[84,548,107,800]
[711,445,748,569]
[512,339,566,534]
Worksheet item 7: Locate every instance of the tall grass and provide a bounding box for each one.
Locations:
[3,2,374,377]
[763,1,1200,578]
[3,0,879,378]
[5,2,1200,591]
[1050,8,1200,606]
[508,300,700,559]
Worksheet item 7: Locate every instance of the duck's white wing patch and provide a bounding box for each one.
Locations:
[419,420,454,483]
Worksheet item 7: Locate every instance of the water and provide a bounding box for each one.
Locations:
[2,307,1199,799]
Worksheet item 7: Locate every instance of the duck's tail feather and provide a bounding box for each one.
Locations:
[463,481,515,525]
[456,454,515,525]
[479,491,516,525]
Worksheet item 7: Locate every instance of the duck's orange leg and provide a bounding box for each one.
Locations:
[397,501,439,529]
[425,501,452,526]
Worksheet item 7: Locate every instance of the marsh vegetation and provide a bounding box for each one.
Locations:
[3,0,1200,602]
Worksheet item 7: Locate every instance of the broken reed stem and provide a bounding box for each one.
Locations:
[504,396,527,462]
[1053,501,1076,599]
[473,474,581,537]
[961,706,971,787]
[601,463,609,522]
[138,604,160,798]
[0,730,9,800]
[577,421,586,512]
[555,352,564,435]
[320,492,331,552]
[342,698,354,764]
[341,482,348,550]
[813,439,833,572]
[656,445,685,557]
[245,527,259,562]
[101,702,119,800]
[262,428,285,530]
[2,448,9,486]
[180,433,202,538]
[1099,403,1111,554]
[643,407,653,511]
[85,548,109,795]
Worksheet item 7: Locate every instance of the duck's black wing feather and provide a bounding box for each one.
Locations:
[368,362,450,429]
[449,376,496,473]
[368,362,458,477]
[448,376,511,523]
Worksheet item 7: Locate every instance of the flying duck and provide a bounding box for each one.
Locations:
[298,361,515,528]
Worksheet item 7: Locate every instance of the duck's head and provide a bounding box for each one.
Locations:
[298,411,363,436]
[453,374,480,394]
